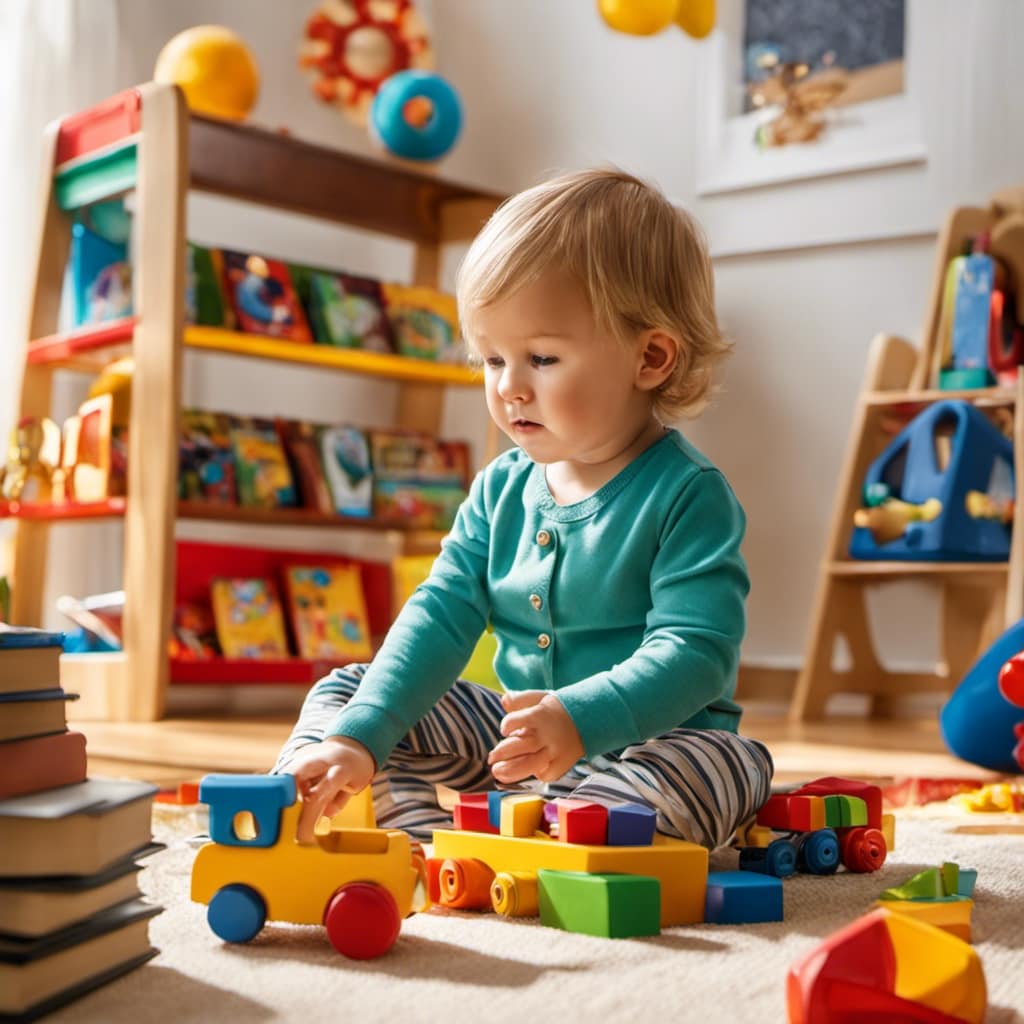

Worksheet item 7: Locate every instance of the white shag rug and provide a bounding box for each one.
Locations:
[46,806,1024,1024]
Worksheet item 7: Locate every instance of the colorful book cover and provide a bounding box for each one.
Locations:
[370,430,470,486]
[230,416,298,509]
[278,419,335,514]
[283,565,372,661]
[185,244,230,328]
[210,578,290,660]
[319,425,373,517]
[312,271,394,352]
[178,409,238,504]
[168,602,220,661]
[221,250,313,342]
[382,283,462,362]
[373,479,468,530]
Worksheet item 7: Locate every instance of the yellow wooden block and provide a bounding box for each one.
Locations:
[500,795,546,837]
[737,821,773,848]
[883,909,986,1022]
[192,802,422,924]
[875,897,973,943]
[881,812,896,852]
[431,829,707,926]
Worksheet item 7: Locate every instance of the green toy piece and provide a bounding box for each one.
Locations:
[537,870,660,939]
[880,862,974,902]
[837,795,868,827]
[0,576,9,622]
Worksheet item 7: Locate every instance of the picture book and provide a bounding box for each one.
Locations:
[68,218,132,327]
[0,689,77,743]
[0,731,87,801]
[221,250,313,342]
[0,851,148,938]
[230,416,298,509]
[55,590,124,651]
[319,425,373,517]
[278,419,335,514]
[305,269,394,352]
[0,777,158,878]
[210,578,290,660]
[283,565,373,661]
[0,628,63,696]
[0,898,160,1021]
[168,602,220,662]
[178,409,238,504]
[369,431,470,529]
[185,243,230,328]
[382,283,462,362]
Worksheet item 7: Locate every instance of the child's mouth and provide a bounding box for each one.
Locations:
[510,418,541,432]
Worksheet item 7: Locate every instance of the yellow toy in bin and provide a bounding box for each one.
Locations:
[154,25,260,121]
[393,554,500,692]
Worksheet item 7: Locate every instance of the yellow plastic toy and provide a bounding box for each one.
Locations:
[431,827,707,927]
[853,497,943,545]
[597,0,679,36]
[191,775,426,959]
[154,26,260,121]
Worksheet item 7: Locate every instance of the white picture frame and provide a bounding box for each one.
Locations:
[695,0,927,197]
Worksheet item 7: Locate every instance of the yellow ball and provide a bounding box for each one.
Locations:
[674,0,716,39]
[154,26,260,121]
[598,0,679,36]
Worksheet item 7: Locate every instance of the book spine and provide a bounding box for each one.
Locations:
[0,731,88,799]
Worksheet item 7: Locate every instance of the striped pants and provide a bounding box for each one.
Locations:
[273,666,774,850]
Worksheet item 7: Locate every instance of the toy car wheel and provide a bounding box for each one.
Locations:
[324,882,401,959]
[797,828,840,875]
[840,827,887,872]
[207,883,267,943]
[763,837,798,878]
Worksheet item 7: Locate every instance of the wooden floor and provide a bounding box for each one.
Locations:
[74,704,1005,790]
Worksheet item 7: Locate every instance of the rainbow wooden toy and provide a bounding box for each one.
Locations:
[787,906,986,1023]
[190,774,427,959]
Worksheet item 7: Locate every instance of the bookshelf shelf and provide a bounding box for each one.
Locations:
[169,656,345,686]
[11,83,503,722]
[0,498,127,521]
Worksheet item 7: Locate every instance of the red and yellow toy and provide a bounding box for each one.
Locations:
[190,774,427,959]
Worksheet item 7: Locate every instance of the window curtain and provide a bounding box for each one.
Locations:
[0,0,121,619]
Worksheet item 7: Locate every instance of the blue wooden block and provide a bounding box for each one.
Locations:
[200,774,295,848]
[957,869,978,898]
[704,870,783,924]
[487,790,508,829]
[607,803,657,846]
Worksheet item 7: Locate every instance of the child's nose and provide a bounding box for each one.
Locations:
[497,366,530,402]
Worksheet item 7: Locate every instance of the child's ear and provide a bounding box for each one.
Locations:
[635,329,679,391]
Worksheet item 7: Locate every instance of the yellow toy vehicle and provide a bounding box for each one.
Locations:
[190,774,428,959]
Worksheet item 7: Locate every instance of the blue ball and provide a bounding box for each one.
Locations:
[370,70,462,162]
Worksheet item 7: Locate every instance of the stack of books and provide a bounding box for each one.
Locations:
[0,625,162,1022]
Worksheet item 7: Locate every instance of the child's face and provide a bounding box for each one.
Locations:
[470,271,653,467]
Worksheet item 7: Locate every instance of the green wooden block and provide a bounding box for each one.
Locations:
[822,795,844,828]
[838,795,868,827]
[537,870,660,939]
[879,867,945,902]
[940,861,960,897]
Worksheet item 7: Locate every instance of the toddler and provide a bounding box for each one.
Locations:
[274,168,773,848]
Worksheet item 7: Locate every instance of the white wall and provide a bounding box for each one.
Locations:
[9,0,1023,674]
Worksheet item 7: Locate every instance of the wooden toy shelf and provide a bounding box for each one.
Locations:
[791,188,1024,721]
[9,83,503,722]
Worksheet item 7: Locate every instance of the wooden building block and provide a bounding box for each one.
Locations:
[704,871,784,924]
[555,799,608,845]
[607,803,657,846]
[538,870,660,938]
[499,795,546,837]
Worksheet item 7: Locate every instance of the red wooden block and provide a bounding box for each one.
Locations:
[556,799,608,845]
[453,802,499,834]
[755,794,794,830]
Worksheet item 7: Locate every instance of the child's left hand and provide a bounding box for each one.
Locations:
[488,690,584,783]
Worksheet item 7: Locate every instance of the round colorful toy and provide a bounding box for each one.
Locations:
[598,0,679,36]
[370,70,462,162]
[674,0,716,39]
[299,0,433,125]
[153,25,260,121]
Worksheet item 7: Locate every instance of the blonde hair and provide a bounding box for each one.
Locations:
[456,168,730,421]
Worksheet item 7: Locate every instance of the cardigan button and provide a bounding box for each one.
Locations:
[529,593,543,611]
[536,633,551,649]
[536,529,552,547]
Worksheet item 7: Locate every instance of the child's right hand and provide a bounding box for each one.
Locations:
[283,735,376,843]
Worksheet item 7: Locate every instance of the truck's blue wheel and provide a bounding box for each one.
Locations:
[798,828,840,875]
[763,838,798,878]
[208,883,266,943]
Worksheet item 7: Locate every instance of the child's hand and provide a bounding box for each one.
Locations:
[283,735,376,843]
[488,690,584,783]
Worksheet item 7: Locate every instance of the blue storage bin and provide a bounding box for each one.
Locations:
[850,400,1013,561]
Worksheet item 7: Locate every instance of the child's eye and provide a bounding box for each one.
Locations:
[484,356,505,368]
[531,355,558,367]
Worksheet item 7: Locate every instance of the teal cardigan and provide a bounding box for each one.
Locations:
[328,429,749,767]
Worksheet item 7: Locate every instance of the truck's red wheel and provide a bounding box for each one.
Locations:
[840,827,887,872]
[323,882,401,959]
